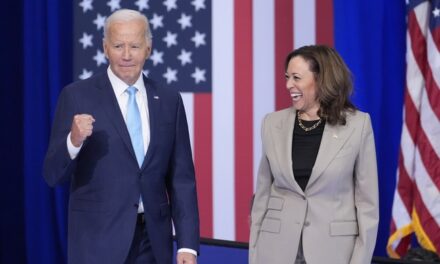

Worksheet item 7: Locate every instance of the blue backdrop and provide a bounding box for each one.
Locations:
[334,0,407,259]
[0,0,406,263]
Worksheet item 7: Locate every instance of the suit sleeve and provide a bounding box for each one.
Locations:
[350,113,379,264]
[43,87,78,187]
[167,94,200,253]
[249,114,274,264]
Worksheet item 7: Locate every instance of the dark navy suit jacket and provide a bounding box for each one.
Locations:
[43,72,200,264]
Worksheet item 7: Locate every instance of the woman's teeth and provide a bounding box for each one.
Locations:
[291,92,302,101]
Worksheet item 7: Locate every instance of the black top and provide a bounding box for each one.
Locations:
[292,116,325,191]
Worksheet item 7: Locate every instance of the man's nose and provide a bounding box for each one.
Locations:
[122,47,131,60]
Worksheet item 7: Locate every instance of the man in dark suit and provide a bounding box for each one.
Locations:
[43,9,199,264]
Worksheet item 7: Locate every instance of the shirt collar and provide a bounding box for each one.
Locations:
[107,67,145,96]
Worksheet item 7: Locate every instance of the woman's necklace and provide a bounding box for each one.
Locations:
[297,111,322,132]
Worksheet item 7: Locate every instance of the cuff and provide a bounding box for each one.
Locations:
[177,248,197,257]
[67,132,82,159]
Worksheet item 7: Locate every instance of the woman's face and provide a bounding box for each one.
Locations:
[285,56,320,115]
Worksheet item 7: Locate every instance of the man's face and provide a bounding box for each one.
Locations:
[103,19,151,85]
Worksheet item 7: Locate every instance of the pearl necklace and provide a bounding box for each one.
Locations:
[297,112,322,132]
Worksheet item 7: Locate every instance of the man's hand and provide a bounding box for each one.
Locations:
[70,114,95,147]
[177,252,196,264]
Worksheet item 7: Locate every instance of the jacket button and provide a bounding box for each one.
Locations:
[304,221,310,227]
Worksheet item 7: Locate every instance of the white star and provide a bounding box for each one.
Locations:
[93,49,107,66]
[79,32,93,49]
[135,0,149,11]
[433,7,440,17]
[163,0,177,12]
[191,0,206,12]
[177,13,192,30]
[107,0,121,12]
[150,50,164,66]
[149,13,164,30]
[177,49,192,66]
[163,67,178,84]
[79,69,93,80]
[162,31,178,48]
[191,31,206,48]
[142,69,149,77]
[191,67,206,84]
[93,13,106,31]
[79,0,93,13]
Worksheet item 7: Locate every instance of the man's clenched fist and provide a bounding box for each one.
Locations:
[70,114,95,147]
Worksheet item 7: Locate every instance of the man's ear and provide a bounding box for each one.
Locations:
[145,43,152,59]
[147,43,152,56]
[103,39,109,58]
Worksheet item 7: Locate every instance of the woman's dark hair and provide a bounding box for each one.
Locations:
[284,45,356,125]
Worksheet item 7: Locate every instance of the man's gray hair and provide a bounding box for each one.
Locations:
[104,9,153,42]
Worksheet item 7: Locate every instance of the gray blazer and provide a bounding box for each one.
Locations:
[249,108,379,264]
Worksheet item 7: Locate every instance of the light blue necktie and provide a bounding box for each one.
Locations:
[126,86,144,167]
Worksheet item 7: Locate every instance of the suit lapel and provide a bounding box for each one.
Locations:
[140,76,160,171]
[97,74,138,161]
[272,109,304,194]
[306,121,354,189]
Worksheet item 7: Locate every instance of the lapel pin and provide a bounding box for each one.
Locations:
[333,133,338,139]
[154,96,159,99]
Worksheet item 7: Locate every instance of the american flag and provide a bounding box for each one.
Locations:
[388,0,440,257]
[74,0,333,242]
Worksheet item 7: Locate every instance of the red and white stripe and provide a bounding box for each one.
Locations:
[388,1,440,257]
[182,0,333,242]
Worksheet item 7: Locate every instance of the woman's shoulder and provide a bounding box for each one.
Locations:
[266,107,294,120]
[345,109,371,127]
[260,108,294,126]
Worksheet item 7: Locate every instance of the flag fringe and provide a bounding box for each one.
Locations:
[412,208,437,253]
[387,223,413,258]
[386,208,438,258]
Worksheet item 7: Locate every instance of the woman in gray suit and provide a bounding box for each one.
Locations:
[249,45,379,264]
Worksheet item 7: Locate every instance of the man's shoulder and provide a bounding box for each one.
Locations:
[144,76,180,98]
[64,71,107,92]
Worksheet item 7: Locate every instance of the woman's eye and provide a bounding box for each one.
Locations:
[285,74,300,81]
